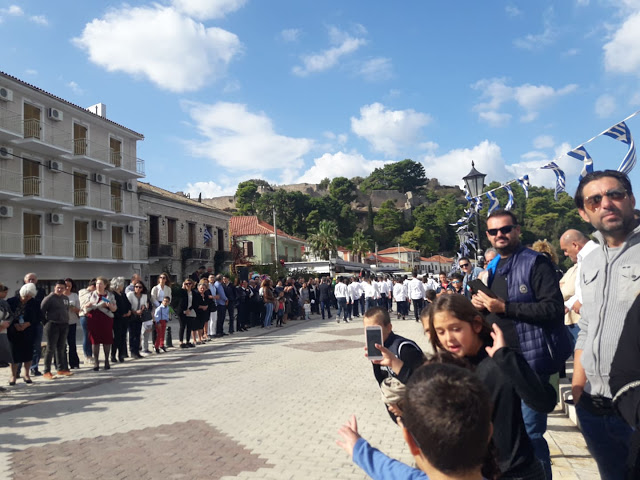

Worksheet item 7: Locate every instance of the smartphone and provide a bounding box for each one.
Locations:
[365,325,384,361]
[101,296,110,303]
[468,279,497,298]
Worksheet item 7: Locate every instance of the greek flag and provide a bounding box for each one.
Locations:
[203,227,212,245]
[464,186,473,203]
[567,145,594,181]
[541,162,566,200]
[504,185,515,210]
[603,121,636,175]
[486,191,500,214]
[517,175,530,198]
[475,195,483,212]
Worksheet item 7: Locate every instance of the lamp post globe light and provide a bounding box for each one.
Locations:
[462,161,486,261]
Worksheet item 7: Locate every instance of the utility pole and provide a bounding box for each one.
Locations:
[397,243,401,269]
[375,243,379,268]
[272,206,278,264]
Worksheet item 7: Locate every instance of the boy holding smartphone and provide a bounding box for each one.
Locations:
[363,307,424,423]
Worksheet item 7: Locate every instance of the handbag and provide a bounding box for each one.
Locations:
[141,308,153,322]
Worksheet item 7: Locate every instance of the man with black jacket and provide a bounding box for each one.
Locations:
[471,209,565,480]
[317,277,332,320]
[223,275,236,334]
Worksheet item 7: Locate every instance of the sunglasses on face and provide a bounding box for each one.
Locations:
[487,225,516,236]
[135,285,143,289]
[583,189,628,212]
[451,280,461,284]
[459,263,470,268]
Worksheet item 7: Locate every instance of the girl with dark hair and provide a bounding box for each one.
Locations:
[425,294,556,480]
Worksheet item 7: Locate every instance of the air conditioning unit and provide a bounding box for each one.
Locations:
[94,173,106,184]
[49,213,64,225]
[0,206,13,218]
[48,108,63,121]
[126,224,135,234]
[0,146,11,160]
[0,87,13,102]
[125,180,135,192]
[49,160,63,172]
[94,219,107,231]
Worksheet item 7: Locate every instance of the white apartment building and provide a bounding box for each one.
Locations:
[0,71,146,290]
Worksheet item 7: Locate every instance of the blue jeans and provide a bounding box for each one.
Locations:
[365,298,376,313]
[263,302,273,327]
[576,400,632,480]
[337,298,347,321]
[566,324,580,349]
[79,315,92,359]
[30,322,43,372]
[320,300,331,319]
[521,394,551,480]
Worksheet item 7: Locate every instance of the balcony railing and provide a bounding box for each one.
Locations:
[0,107,22,136]
[111,195,122,213]
[0,233,23,255]
[24,235,41,255]
[73,138,88,156]
[112,243,123,260]
[182,247,210,260]
[74,189,88,206]
[23,176,41,196]
[110,149,122,167]
[24,119,40,139]
[149,244,174,258]
[75,241,89,258]
[0,169,22,194]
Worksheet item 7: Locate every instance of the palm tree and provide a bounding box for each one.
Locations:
[307,220,338,260]
[350,230,370,263]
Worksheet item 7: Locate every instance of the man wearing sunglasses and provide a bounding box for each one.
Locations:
[458,256,482,298]
[571,170,638,480]
[471,208,565,480]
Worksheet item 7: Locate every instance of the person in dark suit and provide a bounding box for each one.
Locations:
[317,277,332,320]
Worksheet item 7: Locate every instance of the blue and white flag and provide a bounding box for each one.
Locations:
[603,121,636,175]
[203,226,212,245]
[567,145,594,181]
[486,191,500,214]
[504,185,515,210]
[475,195,483,212]
[517,175,530,198]
[541,162,566,200]
[464,185,473,203]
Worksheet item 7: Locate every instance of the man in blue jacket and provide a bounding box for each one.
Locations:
[213,275,228,338]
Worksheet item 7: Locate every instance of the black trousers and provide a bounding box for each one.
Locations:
[215,304,226,335]
[178,314,192,343]
[67,323,80,368]
[412,299,424,321]
[227,304,235,333]
[44,322,69,373]
[112,317,128,359]
[237,303,249,330]
[129,319,142,355]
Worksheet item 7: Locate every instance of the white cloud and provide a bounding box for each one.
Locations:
[533,135,555,149]
[280,28,301,42]
[292,26,367,76]
[182,101,314,171]
[184,180,236,198]
[472,78,578,125]
[505,5,522,17]
[423,141,514,187]
[24,69,37,76]
[603,11,640,76]
[73,5,242,93]
[351,103,432,156]
[358,57,393,82]
[67,81,83,95]
[513,7,556,50]
[297,151,386,184]
[29,15,48,25]
[595,94,617,117]
[6,5,23,15]
[171,0,247,20]
[563,48,580,56]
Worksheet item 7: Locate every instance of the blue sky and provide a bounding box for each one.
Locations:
[2,0,640,200]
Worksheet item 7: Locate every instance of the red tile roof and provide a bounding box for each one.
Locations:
[364,253,409,264]
[230,216,305,243]
[378,246,419,254]
[421,255,454,263]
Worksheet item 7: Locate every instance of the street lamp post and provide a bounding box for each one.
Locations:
[463,161,486,263]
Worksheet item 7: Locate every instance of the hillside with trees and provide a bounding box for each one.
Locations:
[232,159,591,266]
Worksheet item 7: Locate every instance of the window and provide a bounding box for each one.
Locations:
[217,228,224,251]
[73,123,88,155]
[23,212,41,254]
[167,218,177,245]
[23,104,41,139]
[112,226,123,259]
[73,172,88,206]
[23,159,41,196]
[188,223,196,248]
[243,241,254,257]
[149,215,159,246]
[109,137,122,167]
[75,220,89,258]
[110,181,122,212]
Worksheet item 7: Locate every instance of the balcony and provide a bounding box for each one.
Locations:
[111,195,122,213]
[104,151,146,179]
[0,107,22,142]
[182,247,210,261]
[15,176,72,208]
[74,241,89,258]
[0,168,22,199]
[24,235,41,255]
[13,119,72,156]
[112,243,123,260]
[149,244,175,258]
[0,233,72,259]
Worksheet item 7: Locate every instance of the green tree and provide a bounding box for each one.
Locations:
[317,178,330,190]
[360,159,427,193]
[374,200,404,244]
[413,194,464,254]
[350,230,371,262]
[256,189,311,238]
[399,226,437,254]
[307,220,339,260]
[234,180,261,216]
[329,176,356,204]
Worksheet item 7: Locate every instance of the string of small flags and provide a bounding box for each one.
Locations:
[451,110,639,227]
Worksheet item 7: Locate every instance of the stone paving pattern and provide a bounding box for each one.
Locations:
[0,315,598,479]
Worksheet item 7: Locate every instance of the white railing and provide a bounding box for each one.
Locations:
[0,233,23,255]
[112,243,123,260]
[74,189,88,206]
[0,169,22,194]
[23,176,41,196]
[23,119,71,152]
[23,118,40,139]
[24,235,41,255]
[25,177,72,205]
[0,107,22,135]
[75,241,89,258]
[111,195,122,213]
[73,138,88,156]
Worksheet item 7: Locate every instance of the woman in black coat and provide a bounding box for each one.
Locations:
[192,281,213,345]
[7,283,41,385]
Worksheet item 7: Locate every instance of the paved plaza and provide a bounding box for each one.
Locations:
[0,315,598,479]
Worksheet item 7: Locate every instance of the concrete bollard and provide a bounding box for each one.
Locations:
[166,326,173,348]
